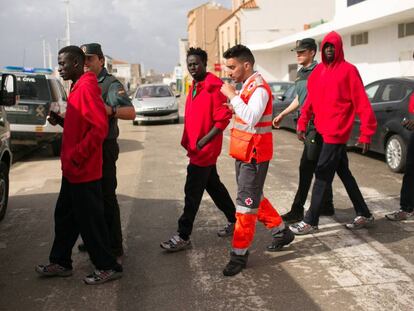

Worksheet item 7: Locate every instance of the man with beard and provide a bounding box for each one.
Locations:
[220,45,294,276]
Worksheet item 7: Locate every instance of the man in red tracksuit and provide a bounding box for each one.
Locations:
[290,31,377,235]
[36,46,122,285]
[160,47,236,251]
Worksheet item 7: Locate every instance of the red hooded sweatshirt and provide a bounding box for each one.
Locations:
[409,93,414,114]
[61,72,108,183]
[181,73,232,166]
[298,31,377,144]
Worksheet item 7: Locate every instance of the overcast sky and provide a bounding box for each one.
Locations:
[0,0,231,73]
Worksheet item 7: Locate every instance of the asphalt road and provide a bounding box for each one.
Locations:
[0,111,413,310]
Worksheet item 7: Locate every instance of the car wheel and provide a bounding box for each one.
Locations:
[133,121,139,126]
[385,134,407,173]
[0,162,9,222]
[51,138,62,157]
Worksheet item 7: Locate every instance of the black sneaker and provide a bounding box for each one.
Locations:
[217,223,235,237]
[35,263,73,277]
[83,269,123,285]
[223,251,249,277]
[266,228,295,252]
[281,210,304,223]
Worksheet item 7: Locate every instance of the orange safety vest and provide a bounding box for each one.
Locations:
[229,72,273,163]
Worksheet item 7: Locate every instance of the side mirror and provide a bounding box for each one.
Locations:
[0,74,18,106]
[175,94,181,98]
[277,95,285,101]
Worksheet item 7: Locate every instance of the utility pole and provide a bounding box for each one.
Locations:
[64,0,71,46]
[47,43,52,69]
[42,39,47,67]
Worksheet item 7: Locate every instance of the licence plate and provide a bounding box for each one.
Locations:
[5,105,29,113]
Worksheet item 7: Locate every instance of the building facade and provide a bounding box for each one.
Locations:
[217,0,334,76]
[250,0,414,84]
[187,2,231,72]
[112,59,142,92]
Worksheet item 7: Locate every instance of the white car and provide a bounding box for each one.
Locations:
[132,84,179,125]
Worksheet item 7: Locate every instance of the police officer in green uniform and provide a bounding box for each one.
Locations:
[272,38,334,223]
[78,43,135,261]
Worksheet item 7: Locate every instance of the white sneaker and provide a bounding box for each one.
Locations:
[345,215,375,229]
[289,221,318,235]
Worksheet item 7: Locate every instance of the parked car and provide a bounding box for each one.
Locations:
[132,84,179,125]
[268,81,294,99]
[272,83,296,130]
[0,73,17,221]
[348,77,414,173]
[1,67,67,156]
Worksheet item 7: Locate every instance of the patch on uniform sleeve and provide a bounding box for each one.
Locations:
[245,197,253,206]
[247,81,256,92]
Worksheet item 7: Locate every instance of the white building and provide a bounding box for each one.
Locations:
[218,0,334,75]
[112,60,142,91]
[250,0,414,84]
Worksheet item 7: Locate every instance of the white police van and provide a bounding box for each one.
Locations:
[2,66,67,156]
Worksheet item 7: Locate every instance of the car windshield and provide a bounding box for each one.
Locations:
[269,83,291,95]
[16,75,51,101]
[136,85,172,98]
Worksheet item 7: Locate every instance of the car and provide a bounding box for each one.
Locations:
[132,84,179,125]
[1,66,67,156]
[272,83,296,130]
[0,73,17,221]
[348,77,414,173]
[268,81,294,99]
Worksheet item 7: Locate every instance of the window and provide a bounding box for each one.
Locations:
[351,32,368,46]
[288,64,298,82]
[221,31,225,54]
[227,27,230,49]
[378,83,410,102]
[16,75,50,101]
[398,22,414,38]
[284,85,296,99]
[365,83,380,102]
[234,22,238,45]
[347,0,365,6]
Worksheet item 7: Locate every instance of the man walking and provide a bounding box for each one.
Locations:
[78,43,135,262]
[160,47,236,252]
[220,45,294,277]
[290,31,377,235]
[273,38,334,223]
[36,46,122,285]
[386,56,414,221]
